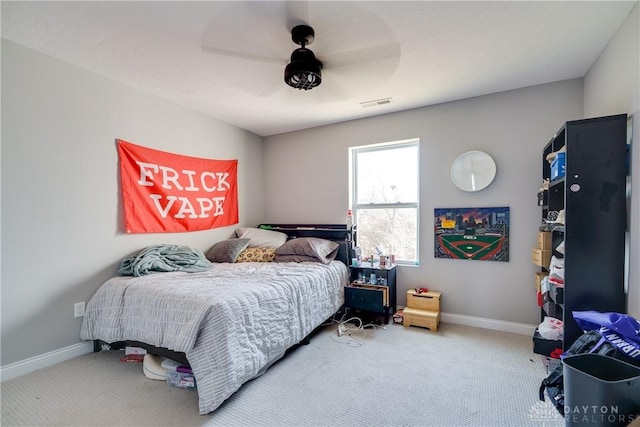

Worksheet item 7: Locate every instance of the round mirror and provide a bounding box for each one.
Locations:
[450,151,496,192]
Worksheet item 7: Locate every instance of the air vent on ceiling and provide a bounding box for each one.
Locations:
[360,97,393,108]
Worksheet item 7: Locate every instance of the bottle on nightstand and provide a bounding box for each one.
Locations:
[346,209,353,230]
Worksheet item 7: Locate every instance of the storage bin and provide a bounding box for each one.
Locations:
[532,328,562,357]
[406,290,441,311]
[167,371,197,390]
[536,231,552,250]
[563,354,640,426]
[551,152,566,180]
[531,248,552,268]
[403,307,440,331]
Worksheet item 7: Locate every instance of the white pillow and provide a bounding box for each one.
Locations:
[235,227,287,248]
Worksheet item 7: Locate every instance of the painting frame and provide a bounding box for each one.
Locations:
[434,207,509,262]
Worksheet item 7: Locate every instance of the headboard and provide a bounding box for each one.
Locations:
[257,224,352,266]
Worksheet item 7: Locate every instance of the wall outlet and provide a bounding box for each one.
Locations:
[74,301,85,318]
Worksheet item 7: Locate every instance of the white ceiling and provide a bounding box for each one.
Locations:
[1,1,636,137]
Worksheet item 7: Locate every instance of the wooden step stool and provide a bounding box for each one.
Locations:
[403,290,441,331]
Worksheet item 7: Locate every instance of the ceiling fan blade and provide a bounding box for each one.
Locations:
[259,80,288,98]
[318,78,354,102]
[201,45,285,66]
[320,43,401,69]
[200,2,290,65]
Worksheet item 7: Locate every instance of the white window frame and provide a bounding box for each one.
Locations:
[349,138,420,265]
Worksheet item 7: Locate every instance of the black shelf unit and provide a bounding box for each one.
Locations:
[536,114,627,352]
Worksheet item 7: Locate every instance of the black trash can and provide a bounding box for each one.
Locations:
[563,353,640,427]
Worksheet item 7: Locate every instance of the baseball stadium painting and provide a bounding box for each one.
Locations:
[434,207,509,262]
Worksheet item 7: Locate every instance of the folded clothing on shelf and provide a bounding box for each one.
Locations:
[549,255,564,287]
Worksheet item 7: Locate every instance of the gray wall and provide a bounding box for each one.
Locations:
[262,2,639,325]
[583,3,639,318]
[1,2,637,372]
[264,79,584,326]
[1,40,265,365]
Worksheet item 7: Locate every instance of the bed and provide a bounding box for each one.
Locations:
[80,224,351,414]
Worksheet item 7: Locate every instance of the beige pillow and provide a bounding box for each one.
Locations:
[274,237,339,264]
[235,227,287,248]
[235,247,276,262]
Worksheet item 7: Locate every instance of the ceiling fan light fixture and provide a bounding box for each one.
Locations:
[284,48,322,90]
[284,25,322,90]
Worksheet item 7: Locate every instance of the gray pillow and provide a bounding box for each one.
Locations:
[206,238,251,263]
[274,237,339,264]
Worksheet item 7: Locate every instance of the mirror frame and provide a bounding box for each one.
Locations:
[450,151,497,192]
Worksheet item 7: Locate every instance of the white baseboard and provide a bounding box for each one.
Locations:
[1,341,94,382]
[441,312,536,336]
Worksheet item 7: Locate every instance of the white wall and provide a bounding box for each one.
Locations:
[264,79,583,327]
[583,3,640,318]
[1,40,265,366]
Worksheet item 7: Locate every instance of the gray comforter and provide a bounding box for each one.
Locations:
[81,261,348,414]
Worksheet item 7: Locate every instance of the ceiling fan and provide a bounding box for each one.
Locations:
[199,2,400,97]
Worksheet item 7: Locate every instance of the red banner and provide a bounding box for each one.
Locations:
[118,139,238,233]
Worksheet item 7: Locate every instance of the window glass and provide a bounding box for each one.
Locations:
[356,146,418,204]
[351,140,419,264]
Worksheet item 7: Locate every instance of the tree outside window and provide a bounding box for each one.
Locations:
[350,140,419,264]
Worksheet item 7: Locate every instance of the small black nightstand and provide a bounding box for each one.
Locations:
[344,264,397,324]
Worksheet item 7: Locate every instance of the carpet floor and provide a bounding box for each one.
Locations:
[1,321,564,427]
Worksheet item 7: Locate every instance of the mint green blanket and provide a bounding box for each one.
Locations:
[119,244,212,276]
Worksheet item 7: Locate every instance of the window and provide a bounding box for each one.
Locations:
[350,139,419,265]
